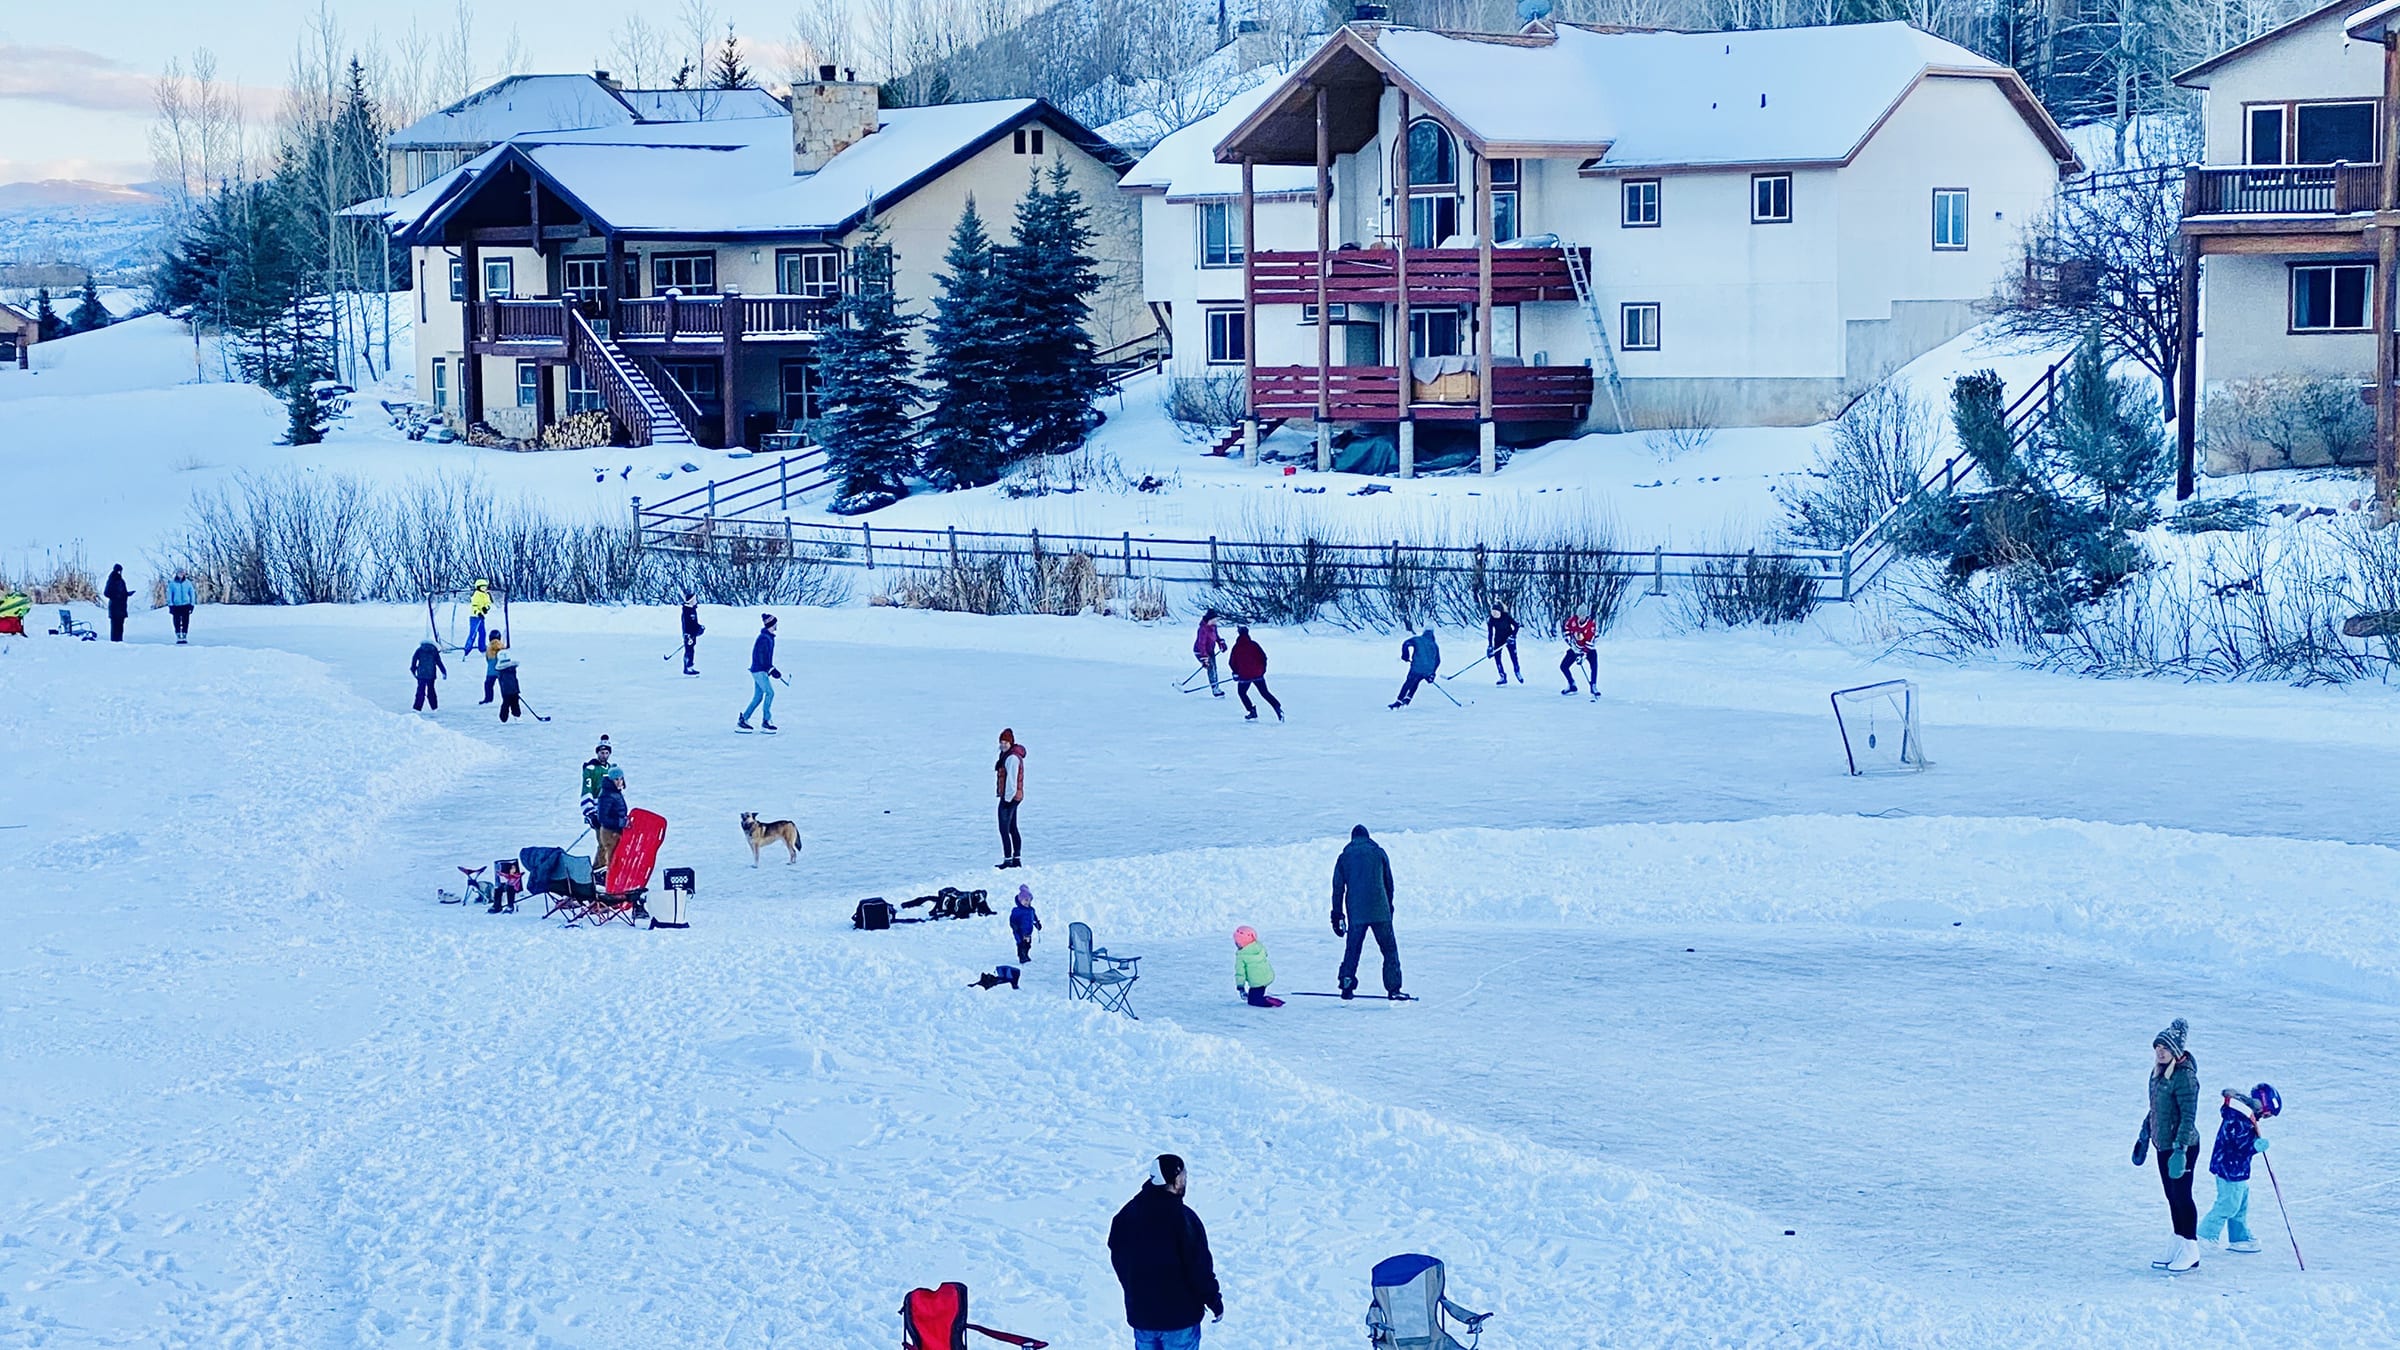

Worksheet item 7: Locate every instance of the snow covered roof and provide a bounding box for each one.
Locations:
[1218,22,2077,173]
[398,99,1124,242]
[1124,81,1318,201]
[2173,0,2360,84]
[388,74,786,148]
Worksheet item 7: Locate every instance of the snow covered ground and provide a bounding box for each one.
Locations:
[6,601,2397,1346]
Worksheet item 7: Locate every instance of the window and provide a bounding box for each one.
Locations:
[449,258,466,302]
[660,359,721,407]
[1012,126,1046,155]
[651,252,717,294]
[1619,302,1660,351]
[1622,178,1660,228]
[482,256,514,299]
[1490,184,1520,245]
[780,358,818,423]
[1199,201,1244,268]
[2290,262,2372,332]
[2247,105,2287,165]
[563,257,610,305]
[1409,194,1460,249]
[430,357,447,410]
[1932,189,1970,251]
[0,334,17,363]
[1300,303,1350,323]
[1491,305,1519,359]
[1751,173,1792,224]
[777,248,843,298]
[516,360,542,408]
[1406,119,1458,188]
[1409,308,1463,359]
[566,361,603,413]
[1204,308,1246,365]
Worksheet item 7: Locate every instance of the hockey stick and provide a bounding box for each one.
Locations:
[1444,651,1492,681]
[1424,677,1466,708]
[1286,990,1417,1001]
[515,697,553,723]
[2261,1155,2305,1271]
[1174,662,1206,690]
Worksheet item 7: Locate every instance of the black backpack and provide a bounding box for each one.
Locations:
[852,897,892,931]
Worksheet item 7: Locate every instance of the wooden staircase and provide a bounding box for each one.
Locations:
[569,310,698,447]
[1208,417,1283,458]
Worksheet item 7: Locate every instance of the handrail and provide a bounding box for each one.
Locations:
[569,309,653,446]
[629,353,712,446]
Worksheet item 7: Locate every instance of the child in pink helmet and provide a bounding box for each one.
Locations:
[1234,925,1282,1008]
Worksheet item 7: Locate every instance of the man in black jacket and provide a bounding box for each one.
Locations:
[104,563,131,642]
[679,594,704,675]
[1107,1154,1223,1348]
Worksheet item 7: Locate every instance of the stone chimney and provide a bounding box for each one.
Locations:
[792,65,880,174]
[593,69,621,93]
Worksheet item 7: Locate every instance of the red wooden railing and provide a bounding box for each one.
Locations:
[1248,246,1584,307]
[2183,163,2379,217]
[1249,364,1594,421]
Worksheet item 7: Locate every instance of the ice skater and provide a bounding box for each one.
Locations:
[463,579,492,659]
[480,629,508,703]
[741,613,781,732]
[1559,612,1599,696]
[1010,884,1043,962]
[1486,602,1522,685]
[1234,925,1282,1007]
[495,649,524,722]
[165,569,197,644]
[1391,628,1440,708]
[680,593,704,674]
[994,728,1027,869]
[104,563,130,642]
[1228,625,1282,722]
[2134,1017,2204,1273]
[2199,1083,2282,1254]
[1193,609,1227,697]
[1330,825,1402,1000]
[409,638,447,711]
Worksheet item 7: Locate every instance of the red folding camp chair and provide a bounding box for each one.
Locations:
[900,1282,1047,1350]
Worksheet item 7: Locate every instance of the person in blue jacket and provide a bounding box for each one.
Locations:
[1009,884,1043,963]
[1390,628,1440,708]
[2199,1083,2281,1254]
[165,569,197,644]
[741,613,782,732]
[593,771,631,875]
[409,639,447,712]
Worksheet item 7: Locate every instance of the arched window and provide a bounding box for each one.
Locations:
[1401,118,1462,248]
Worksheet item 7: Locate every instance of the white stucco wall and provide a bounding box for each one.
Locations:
[2201,252,2376,385]
[1135,191,1315,380]
[2185,9,2384,165]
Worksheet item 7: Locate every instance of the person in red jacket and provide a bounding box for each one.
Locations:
[1227,625,1283,722]
[1560,613,1599,697]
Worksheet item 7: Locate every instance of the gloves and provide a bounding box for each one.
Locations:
[1331,912,1346,937]
[2168,1151,2187,1180]
[1209,1298,1225,1322]
[2131,1135,2149,1166]
[2255,1134,2269,1153]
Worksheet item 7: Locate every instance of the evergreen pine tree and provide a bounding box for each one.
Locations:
[996,160,1104,459]
[814,219,919,513]
[32,286,62,342]
[69,275,110,334]
[711,26,752,89]
[282,363,328,445]
[922,198,1013,488]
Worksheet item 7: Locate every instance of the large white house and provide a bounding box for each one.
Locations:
[385,69,1146,449]
[1187,19,2078,472]
[387,73,789,195]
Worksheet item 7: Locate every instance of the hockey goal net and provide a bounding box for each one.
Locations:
[1831,680,1927,775]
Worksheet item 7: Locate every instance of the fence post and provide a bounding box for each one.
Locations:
[863,521,875,570]
[784,515,793,556]
[949,525,961,571]
[631,495,643,551]
[706,480,717,524]
[1473,543,1487,602]
[1123,531,1133,579]
[1840,547,1854,603]
[1208,535,1220,587]
[1650,546,1665,597]
[779,455,788,508]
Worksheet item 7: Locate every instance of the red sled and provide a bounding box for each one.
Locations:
[567,809,666,928]
[900,1283,1046,1350]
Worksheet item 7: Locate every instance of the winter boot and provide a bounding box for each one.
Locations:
[2165,1239,2200,1274]
[2228,1238,2261,1254]
[1245,710,1259,721]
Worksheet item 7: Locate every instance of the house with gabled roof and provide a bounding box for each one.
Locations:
[0,300,36,369]
[387,68,1147,449]
[1198,18,2078,473]
[388,72,789,195]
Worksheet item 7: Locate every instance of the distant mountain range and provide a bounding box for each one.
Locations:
[0,179,166,210]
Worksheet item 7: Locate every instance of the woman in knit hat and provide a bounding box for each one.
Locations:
[2134,1017,2203,1273]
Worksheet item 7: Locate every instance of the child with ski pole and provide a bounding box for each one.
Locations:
[2199,1083,2282,1254]
[1234,925,1283,1007]
[1010,884,1043,963]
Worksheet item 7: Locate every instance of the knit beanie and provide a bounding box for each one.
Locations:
[2154,1017,2189,1059]
[1015,884,1033,904]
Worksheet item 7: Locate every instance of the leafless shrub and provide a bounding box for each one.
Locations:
[2202,376,2375,472]
[4,547,101,604]
[1779,381,1939,548]
[1165,375,1247,439]
[1676,547,1822,629]
[1648,387,1720,459]
[872,547,1116,616]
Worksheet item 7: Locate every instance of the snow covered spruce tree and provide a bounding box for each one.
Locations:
[32,287,63,342]
[814,219,920,514]
[923,198,1013,489]
[282,365,330,445]
[996,161,1104,460]
[69,276,111,334]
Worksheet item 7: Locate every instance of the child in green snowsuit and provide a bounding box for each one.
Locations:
[1234,925,1281,1008]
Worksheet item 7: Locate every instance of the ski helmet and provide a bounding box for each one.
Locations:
[2251,1083,2282,1118]
[1233,925,1258,949]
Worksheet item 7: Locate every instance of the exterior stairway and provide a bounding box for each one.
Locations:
[570,310,698,447]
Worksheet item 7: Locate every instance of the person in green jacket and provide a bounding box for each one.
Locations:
[2134,1017,2204,1274]
[1233,925,1281,1008]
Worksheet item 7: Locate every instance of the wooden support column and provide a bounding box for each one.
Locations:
[1395,90,1413,475]
[1242,156,1259,465]
[604,232,625,332]
[1314,83,1333,473]
[536,354,557,431]
[1474,148,1495,475]
[721,287,745,450]
[2175,237,2200,500]
[2379,227,2398,517]
[459,240,483,427]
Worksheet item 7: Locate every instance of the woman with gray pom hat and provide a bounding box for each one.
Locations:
[2133,1017,2203,1273]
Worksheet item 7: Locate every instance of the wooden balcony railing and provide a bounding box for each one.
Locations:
[1248,246,1584,307]
[1250,363,1594,421]
[486,299,568,342]
[2183,163,2379,218]
[742,294,836,335]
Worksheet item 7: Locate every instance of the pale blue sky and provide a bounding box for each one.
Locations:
[0,0,813,185]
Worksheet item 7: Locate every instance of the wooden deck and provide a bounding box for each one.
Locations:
[1246,246,1583,307]
[1250,364,1593,422]
[473,294,833,353]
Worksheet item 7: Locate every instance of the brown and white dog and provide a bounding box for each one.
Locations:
[739,812,802,866]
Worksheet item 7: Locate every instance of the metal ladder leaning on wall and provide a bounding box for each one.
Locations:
[1558,242,1632,432]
